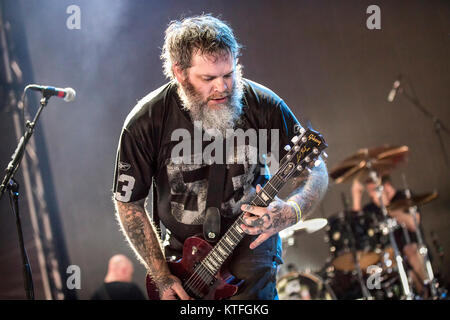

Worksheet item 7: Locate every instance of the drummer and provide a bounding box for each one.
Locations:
[351,175,428,297]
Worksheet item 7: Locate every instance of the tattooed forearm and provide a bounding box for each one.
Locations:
[287,157,329,219]
[114,199,170,280]
[267,201,297,230]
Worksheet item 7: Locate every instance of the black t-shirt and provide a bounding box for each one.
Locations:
[113,79,301,243]
[90,282,146,300]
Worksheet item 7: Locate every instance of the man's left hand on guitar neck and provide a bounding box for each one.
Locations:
[240,187,298,249]
[240,158,328,250]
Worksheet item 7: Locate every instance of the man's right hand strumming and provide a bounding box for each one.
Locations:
[114,199,192,300]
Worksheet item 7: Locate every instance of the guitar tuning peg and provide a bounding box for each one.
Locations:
[284,145,291,151]
[322,152,328,159]
[306,167,312,174]
[314,159,322,167]
[291,136,300,144]
[296,165,303,171]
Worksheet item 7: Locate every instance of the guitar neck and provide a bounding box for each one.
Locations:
[197,128,326,277]
[199,169,287,276]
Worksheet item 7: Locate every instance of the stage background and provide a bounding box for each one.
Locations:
[0,0,448,299]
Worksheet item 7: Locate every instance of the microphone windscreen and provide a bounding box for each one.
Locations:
[64,88,76,102]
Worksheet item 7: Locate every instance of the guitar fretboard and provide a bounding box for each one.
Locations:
[182,128,326,299]
[196,165,289,277]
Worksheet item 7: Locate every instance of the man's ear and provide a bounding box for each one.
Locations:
[173,63,185,83]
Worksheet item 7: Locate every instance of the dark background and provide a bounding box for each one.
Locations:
[0,0,448,299]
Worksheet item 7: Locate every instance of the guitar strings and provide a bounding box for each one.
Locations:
[183,159,296,297]
[182,146,318,297]
[184,219,244,296]
[183,176,287,296]
[183,170,283,294]
[183,169,294,296]
[183,216,248,296]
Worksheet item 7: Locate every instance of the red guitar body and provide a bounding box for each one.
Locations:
[145,236,240,300]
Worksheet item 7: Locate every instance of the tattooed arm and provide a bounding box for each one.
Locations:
[285,157,329,218]
[241,158,328,249]
[114,199,191,300]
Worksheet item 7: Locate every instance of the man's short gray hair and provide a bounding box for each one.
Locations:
[161,14,242,80]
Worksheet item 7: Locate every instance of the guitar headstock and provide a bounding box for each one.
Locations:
[278,127,328,181]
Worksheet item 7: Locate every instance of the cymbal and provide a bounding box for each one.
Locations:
[329,145,409,184]
[279,218,328,240]
[387,191,439,211]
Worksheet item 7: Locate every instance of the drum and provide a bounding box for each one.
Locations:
[365,263,403,300]
[326,269,363,300]
[277,271,336,300]
[325,211,383,272]
[325,265,403,300]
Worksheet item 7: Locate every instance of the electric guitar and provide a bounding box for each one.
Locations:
[146,128,328,300]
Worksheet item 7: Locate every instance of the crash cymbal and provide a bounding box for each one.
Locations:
[387,191,439,211]
[279,218,328,240]
[329,145,409,184]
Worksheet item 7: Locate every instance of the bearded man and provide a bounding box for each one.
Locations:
[112,15,328,300]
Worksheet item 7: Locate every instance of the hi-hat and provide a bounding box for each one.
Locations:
[329,145,409,184]
[387,191,438,211]
[279,218,328,240]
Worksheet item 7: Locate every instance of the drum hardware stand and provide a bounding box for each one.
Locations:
[400,223,412,245]
[321,260,338,297]
[341,193,373,300]
[314,271,338,300]
[401,175,439,299]
[369,169,413,300]
[353,249,373,300]
[430,231,447,296]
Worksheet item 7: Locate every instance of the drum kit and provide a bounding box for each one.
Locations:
[277,145,447,300]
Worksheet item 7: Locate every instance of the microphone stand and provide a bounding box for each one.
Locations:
[397,82,450,171]
[7,179,34,299]
[0,94,50,299]
[0,96,49,198]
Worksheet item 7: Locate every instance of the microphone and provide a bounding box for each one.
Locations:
[387,76,402,102]
[27,84,76,102]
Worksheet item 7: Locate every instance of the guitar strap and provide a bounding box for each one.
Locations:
[151,181,162,239]
[203,140,227,243]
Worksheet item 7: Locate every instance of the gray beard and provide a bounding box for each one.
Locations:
[177,66,244,137]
